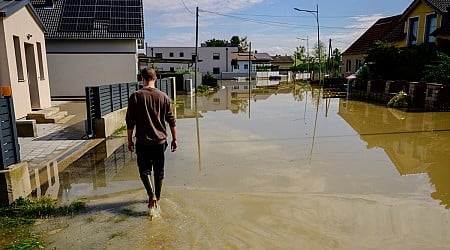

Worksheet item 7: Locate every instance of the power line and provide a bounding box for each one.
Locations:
[199,9,370,30]
[179,0,194,14]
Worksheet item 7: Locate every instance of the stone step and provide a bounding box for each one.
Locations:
[56,114,75,124]
[36,111,69,124]
[27,107,60,121]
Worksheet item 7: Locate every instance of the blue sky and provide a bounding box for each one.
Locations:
[144,0,413,55]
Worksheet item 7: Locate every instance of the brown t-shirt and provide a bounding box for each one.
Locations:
[126,87,176,145]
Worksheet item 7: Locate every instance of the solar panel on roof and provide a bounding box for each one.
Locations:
[58,0,142,33]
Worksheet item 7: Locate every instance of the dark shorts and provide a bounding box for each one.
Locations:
[136,142,167,180]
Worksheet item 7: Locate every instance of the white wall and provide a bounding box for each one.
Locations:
[47,53,138,97]
[1,6,51,119]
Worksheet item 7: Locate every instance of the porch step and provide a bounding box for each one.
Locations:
[26,107,71,124]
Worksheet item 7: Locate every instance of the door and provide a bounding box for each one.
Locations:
[25,43,40,109]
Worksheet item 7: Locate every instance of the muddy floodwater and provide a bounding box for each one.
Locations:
[37,83,450,249]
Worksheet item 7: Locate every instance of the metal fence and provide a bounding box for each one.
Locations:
[85,82,139,138]
[85,78,176,138]
[0,97,20,170]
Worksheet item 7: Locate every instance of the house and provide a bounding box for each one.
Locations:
[31,0,144,97]
[230,51,273,73]
[341,15,402,77]
[0,0,52,119]
[342,0,450,77]
[146,46,238,77]
[271,55,294,72]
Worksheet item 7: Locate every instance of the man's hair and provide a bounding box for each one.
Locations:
[141,68,157,81]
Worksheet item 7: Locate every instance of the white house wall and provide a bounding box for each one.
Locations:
[45,39,138,97]
[1,6,51,119]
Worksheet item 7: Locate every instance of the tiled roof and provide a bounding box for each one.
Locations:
[271,55,294,64]
[231,52,256,61]
[424,0,450,13]
[254,52,273,61]
[343,15,402,55]
[1,0,45,30]
[0,0,28,17]
[30,0,144,40]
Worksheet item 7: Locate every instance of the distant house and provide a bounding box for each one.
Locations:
[231,51,273,73]
[31,0,144,97]
[341,15,402,77]
[342,0,450,77]
[0,0,52,119]
[146,46,238,77]
[271,55,294,72]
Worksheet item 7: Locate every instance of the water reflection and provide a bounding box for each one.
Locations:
[339,100,450,208]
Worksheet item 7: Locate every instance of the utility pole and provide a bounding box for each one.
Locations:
[194,6,199,93]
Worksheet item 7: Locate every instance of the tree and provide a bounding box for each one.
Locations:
[424,52,450,85]
[312,41,327,64]
[329,48,342,77]
[230,36,240,47]
[204,39,228,47]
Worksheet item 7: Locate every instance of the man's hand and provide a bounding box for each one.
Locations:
[128,140,135,152]
[171,140,178,152]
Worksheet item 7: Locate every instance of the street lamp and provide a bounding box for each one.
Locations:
[296,37,309,78]
[294,5,320,85]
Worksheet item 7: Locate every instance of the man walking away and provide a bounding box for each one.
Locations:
[126,67,178,213]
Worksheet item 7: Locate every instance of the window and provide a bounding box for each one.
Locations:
[345,60,352,73]
[179,52,184,57]
[169,52,174,57]
[155,53,162,58]
[213,53,220,60]
[36,42,45,79]
[408,17,419,46]
[425,14,437,43]
[244,64,248,70]
[355,59,362,72]
[213,67,220,74]
[170,67,175,72]
[213,98,220,103]
[13,36,24,81]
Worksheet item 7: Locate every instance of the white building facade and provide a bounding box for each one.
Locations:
[147,46,238,77]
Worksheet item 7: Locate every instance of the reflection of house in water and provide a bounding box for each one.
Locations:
[176,80,292,116]
[338,100,450,208]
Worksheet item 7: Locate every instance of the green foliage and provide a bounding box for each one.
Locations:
[0,197,89,250]
[202,72,216,86]
[204,38,228,47]
[424,52,450,85]
[328,48,342,77]
[230,36,240,47]
[196,85,212,94]
[175,69,193,75]
[365,41,442,81]
[6,237,44,250]
[113,125,127,135]
[356,64,372,80]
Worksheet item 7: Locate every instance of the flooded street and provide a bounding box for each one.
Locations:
[39,83,450,249]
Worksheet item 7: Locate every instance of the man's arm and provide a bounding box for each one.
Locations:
[170,126,177,152]
[127,129,134,152]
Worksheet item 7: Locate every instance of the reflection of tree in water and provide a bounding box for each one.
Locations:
[425,135,450,209]
[292,83,310,102]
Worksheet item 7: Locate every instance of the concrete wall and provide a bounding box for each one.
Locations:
[46,39,138,97]
[0,7,51,118]
[147,46,238,76]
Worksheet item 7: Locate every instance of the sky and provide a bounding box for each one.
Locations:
[143,0,413,56]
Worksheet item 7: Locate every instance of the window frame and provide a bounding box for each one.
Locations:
[213,53,220,60]
[407,16,420,46]
[13,36,24,81]
[424,13,437,43]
